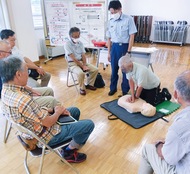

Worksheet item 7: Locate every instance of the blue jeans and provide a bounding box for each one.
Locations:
[48,107,95,149]
[110,43,130,94]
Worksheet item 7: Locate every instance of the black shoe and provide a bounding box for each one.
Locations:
[85,85,97,90]
[154,92,165,106]
[108,90,117,96]
[61,149,87,163]
[162,88,172,101]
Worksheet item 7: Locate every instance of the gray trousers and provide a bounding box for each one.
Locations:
[138,144,176,174]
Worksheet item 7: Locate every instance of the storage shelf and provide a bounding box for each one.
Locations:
[152,40,184,46]
[153,21,189,46]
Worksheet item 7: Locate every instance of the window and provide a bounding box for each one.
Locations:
[30,0,43,28]
[0,1,6,31]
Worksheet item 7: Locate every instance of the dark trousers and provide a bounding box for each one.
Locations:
[139,85,160,106]
[110,43,130,94]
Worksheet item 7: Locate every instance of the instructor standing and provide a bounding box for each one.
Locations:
[106,1,137,96]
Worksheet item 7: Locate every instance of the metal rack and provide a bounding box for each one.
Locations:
[153,21,189,46]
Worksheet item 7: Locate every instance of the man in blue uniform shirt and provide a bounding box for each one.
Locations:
[106,0,137,96]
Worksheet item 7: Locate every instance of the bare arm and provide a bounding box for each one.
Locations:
[24,57,45,75]
[24,86,41,96]
[24,57,38,69]
[127,34,135,53]
[127,78,135,103]
[41,106,69,127]
[135,86,143,99]
[156,142,165,159]
[107,38,112,62]
[69,53,89,71]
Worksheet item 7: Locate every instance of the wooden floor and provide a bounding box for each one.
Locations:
[0,43,190,174]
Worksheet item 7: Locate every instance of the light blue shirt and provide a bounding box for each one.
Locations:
[162,106,190,174]
[126,62,160,89]
[64,40,86,62]
[106,13,137,43]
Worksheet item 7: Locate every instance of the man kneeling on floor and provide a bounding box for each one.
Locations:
[0,55,95,163]
[118,55,171,106]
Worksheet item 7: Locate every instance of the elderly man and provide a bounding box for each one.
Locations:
[0,41,59,109]
[119,55,162,106]
[0,29,51,88]
[138,70,190,174]
[64,27,98,95]
[0,55,94,163]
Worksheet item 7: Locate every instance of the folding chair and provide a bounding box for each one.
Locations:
[65,56,79,94]
[3,117,12,143]
[6,116,79,174]
[0,112,12,143]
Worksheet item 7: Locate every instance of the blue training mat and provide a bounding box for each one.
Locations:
[100,99,165,129]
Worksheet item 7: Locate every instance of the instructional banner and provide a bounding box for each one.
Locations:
[72,2,105,46]
[45,1,70,46]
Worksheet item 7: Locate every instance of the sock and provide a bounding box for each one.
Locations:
[65,146,73,151]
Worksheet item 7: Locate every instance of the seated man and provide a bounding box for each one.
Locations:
[138,70,190,174]
[0,29,51,88]
[0,55,95,163]
[119,55,164,106]
[0,40,58,109]
[64,27,98,95]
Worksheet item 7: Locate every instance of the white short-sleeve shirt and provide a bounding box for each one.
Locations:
[64,40,86,62]
[126,62,160,89]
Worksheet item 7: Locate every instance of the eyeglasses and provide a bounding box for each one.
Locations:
[0,50,12,54]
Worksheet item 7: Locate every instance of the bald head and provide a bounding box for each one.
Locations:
[0,41,12,59]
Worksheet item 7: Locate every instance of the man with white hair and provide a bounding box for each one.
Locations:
[138,70,190,174]
[118,55,161,106]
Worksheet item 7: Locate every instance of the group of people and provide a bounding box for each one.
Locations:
[0,0,190,173]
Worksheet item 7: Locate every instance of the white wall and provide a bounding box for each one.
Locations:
[121,0,190,43]
[34,28,46,56]
[5,0,190,58]
[6,0,39,61]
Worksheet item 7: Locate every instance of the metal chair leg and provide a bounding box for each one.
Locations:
[38,146,46,174]
[24,151,30,174]
[67,68,79,94]
[4,119,12,143]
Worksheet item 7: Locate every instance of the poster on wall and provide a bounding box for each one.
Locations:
[44,1,70,46]
[72,2,106,47]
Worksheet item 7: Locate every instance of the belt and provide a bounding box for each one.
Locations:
[112,42,128,46]
[68,59,82,63]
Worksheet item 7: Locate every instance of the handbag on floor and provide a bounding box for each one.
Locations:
[94,73,105,88]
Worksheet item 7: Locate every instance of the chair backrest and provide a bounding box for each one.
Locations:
[3,113,79,174]
[7,116,68,152]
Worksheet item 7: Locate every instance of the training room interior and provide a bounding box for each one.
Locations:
[0,0,190,173]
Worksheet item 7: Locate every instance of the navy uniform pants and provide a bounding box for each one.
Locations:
[110,43,130,94]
